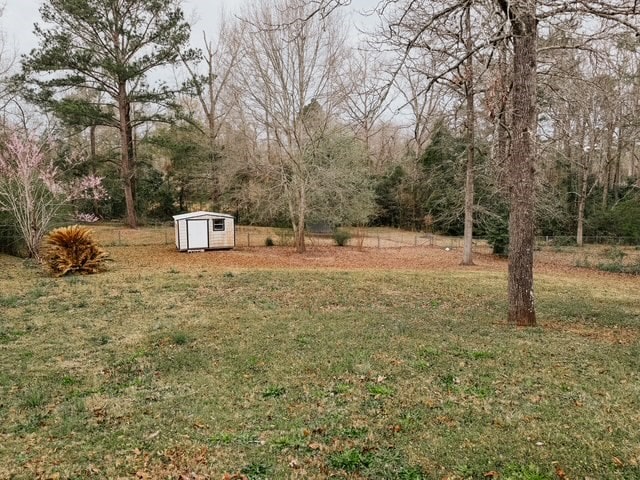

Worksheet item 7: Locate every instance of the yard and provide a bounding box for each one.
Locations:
[0,227,639,479]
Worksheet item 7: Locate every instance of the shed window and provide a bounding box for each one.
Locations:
[213,219,225,231]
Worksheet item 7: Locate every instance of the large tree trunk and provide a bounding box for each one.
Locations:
[118,81,137,229]
[462,5,475,266]
[506,3,537,326]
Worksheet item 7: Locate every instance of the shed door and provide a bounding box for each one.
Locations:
[187,219,208,249]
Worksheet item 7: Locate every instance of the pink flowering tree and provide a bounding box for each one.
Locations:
[0,132,107,259]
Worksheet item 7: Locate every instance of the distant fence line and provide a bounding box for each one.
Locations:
[0,224,638,251]
[535,235,639,246]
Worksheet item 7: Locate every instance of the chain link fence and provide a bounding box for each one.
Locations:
[535,235,639,247]
[2,223,638,253]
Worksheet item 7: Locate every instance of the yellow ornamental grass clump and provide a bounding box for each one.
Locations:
[44,225,109,277]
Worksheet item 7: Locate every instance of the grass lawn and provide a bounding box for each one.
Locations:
[0,245,639,479]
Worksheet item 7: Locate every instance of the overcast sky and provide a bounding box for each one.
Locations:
[2,0,374,61]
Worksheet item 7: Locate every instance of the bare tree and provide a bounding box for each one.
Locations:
[366,0,638,325]
[336,49,394,173]
[180,15,244,209]
[461,4,476,265]
[538,26,640,246]
[236,0,362,252]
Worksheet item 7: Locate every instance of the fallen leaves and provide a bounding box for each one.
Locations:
[554,465,567,479]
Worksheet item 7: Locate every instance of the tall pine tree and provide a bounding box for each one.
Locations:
[20,0,198,227]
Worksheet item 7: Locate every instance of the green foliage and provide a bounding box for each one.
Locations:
[262,386,285,398]
[145,124,218,212]
[485,213,509,255]
[21,389,47,409]
[98,164,178,221]
[136,167,179,220]
[305,131,376,228]
[367,383,394,396]
[418,125,468,234]
[241,462,270,478]
[595,249,640,275]
[587,197,640,244]
[602,246,626,262]
[21,0,197,124]
[170,331,190,345]
[372,122,508,235]
[19,0,198,226]
[333,229,351,246]
[329,449,373,472]
[372,165,407,227]
[397,466,427,479]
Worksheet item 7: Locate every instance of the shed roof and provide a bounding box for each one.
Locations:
[172,211,235,220]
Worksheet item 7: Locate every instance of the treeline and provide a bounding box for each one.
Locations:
[1,0,639,256]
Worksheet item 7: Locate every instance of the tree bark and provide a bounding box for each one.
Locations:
[118,81,137,228]
[576,160,589,247]
[462,5,475,266]
[505,2,537,326]
[295,183,307,253]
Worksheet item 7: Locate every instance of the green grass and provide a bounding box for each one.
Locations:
[0,254,639,479]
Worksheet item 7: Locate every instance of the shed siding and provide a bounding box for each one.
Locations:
[208,217,234,248]
[179,220,189,249]
[174,213,235,251]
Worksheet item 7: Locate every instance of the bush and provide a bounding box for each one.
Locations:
[43,225,109,277]
[485,215,509,256]
[596,258,640,275]
[265,236,275,247]
[602,246,626,262]
[333,229,351,247]
[596,262,624,273]
[586,198,640,244]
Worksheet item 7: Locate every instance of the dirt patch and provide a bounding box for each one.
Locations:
[107,244,507,274]
[106,243,638,285]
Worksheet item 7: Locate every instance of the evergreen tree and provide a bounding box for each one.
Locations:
[19,0,198,227]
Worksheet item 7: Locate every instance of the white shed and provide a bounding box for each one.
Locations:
[173,211,235,251]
